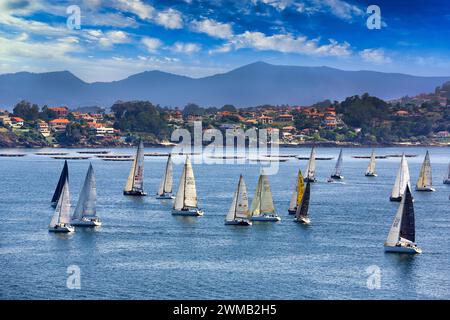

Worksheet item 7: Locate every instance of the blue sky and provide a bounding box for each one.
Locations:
[0,0,449,82]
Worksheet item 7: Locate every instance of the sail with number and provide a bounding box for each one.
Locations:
[50,179,71,227]
[289,169,305,212]
[226,175,250,221]
[51,160,69,205]
[416,151,433,190]
[296,181,311,219]
[157,154,173,195]
[173,156,198,210]
[333,149,343,177]
[366,150,376,175]
[250,171,275,216]
[390,154,410,200]
[305,147,316,181]
[72,164,96,221]
[385,185,415,246]
[124,140,145,193]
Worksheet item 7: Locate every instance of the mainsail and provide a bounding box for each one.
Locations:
[173,156,198,210]
[72,164,96,221]
[333,149,343,176]
[296,181,311,219]
[51,160,69,204]
[385,185,415,246]
[226,175,250,221]
[50,179,71,227]
[124,140,145,193]
[416,151,433,189]
[158,154,173,195]
[305,147,316,181]
[289,169,305,212]
[250,171,275,216]
[366,150,376,175]
[390,154,410,199]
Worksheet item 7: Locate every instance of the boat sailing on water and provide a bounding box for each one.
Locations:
[123,140,146,196]
[304,147,317,182]
[172,156,203,216]
[444,163,450,184]
[225,175,251,226]
[49,179,74,233]
[51,160,69,208]
[71,164,101,227]
[249,170,281,222]
[416,150,435,192]
[288,169,305,215]
[390,154,411,202]
[329,149,344,181]
[294,181,311,224]
[365,150,377,177]
[156,154,174,199]
[384,185,422,254]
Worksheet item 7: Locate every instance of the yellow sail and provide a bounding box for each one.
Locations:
[296,169,305,207]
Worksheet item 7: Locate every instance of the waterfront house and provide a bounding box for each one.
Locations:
[48,106,69,118]
[49,118,70,132]
[37,120,51,137]
[0,115,12,127]
[10,117,24,128]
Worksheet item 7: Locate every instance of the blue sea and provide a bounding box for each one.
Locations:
[0,147,449,299]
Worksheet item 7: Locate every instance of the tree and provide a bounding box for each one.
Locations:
[39,105,58,121]
[13,101,39,121]
[182,103,204,117]
[220,104,237,112]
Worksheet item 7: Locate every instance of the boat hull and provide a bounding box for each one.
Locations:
[48,224,75,233]
[384,245,422,254]
[287,209,296,215]
[172,208,204,216]
[415,186,436,192]
[365,173,377,177]
[389,196,402,202]
[123,190,147,196]
[71,218,102,227]
[294,216,310,224]
[304,178,316,183]
[156,193,175,199]
[330,175,344,180]
[444,179,450,184]
[225,219,252,226]
[51,202,57,208]
[251,215,281,222]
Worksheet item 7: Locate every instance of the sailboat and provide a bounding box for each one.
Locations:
[365,149,377,177]
[390,154,411,202]
[384,185,422,254]
[71,164,101,227]
[51,160,69,208]
[444,163,450,184]
[225,175,251,226]
[288,169,305,215]
[416,151,435,192]
[123,140,146,196]
[304,147,317,182]
[49,179,74,233]
[172,155,203,216]
[329,149,344,180]
[294,181,311,224]
[249,170,281,222]
[156,154,174,199]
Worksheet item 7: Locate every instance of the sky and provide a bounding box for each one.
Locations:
[0,0,449,82]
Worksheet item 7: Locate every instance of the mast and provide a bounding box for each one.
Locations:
[174,155,197,210]
[305,147,316,180]
[51,160,69,204]
[391,154,410,199]
[366,150,376,175]
[158,154,173,195]
[249,174,263,216]
[296,181,310,219]
[416,150,432,189]
[226,175,249,221]
[73,164,96,220]
[124,140,144,193]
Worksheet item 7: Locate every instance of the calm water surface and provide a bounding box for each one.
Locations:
[0,147,449,299]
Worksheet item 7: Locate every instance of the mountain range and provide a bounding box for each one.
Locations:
[1,61,449,109]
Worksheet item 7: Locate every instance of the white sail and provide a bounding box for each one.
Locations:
[288,178,298,211]
[416,151,432,189]
[173,156,198,210]
[390,154,410,199]
[385,193,405,246]
[305,147,316,180]
[333,149,343,176]
[250,171,275,216]
[158,155,173,195]
[226,175,249,221]
[50,180,71,227]
[124,140,144,192]
[73,164,96,220]
[366,150,376,175]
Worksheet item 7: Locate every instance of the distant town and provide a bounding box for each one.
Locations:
[1,81,449,148]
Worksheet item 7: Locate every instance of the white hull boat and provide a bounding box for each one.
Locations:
[173,156,203,217]
[294,216,310,224]
[71,217,102,227]
[172,208,204,216]
[156,193,174,199]
[415,151,435,192]
[48,223,74,233]
[251,214,281,222]
[156,155,174,200]
[384,244,422,254]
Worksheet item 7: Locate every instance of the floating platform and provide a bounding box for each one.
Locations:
[208,155,246,159]
[386,154,418,158]
[352,155,388,159]
[144,152,170,157]
[249,158,289,162]
[77,150,110,154]
[102,157,134,161]
[35,152,69,156]
[264,154,298,158]
[96,154,133,159]
[0,153,26,157]
[296,156,334,160]
[51,156,91,160]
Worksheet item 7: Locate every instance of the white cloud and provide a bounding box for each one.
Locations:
[170,42,201,54]
[213,31,351,57]
[113,0,154,20]
[141,37,163,53]
[156,8,183,29]
[360,48,392,64]
[191,19,234,39]
[84,29,130,48]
